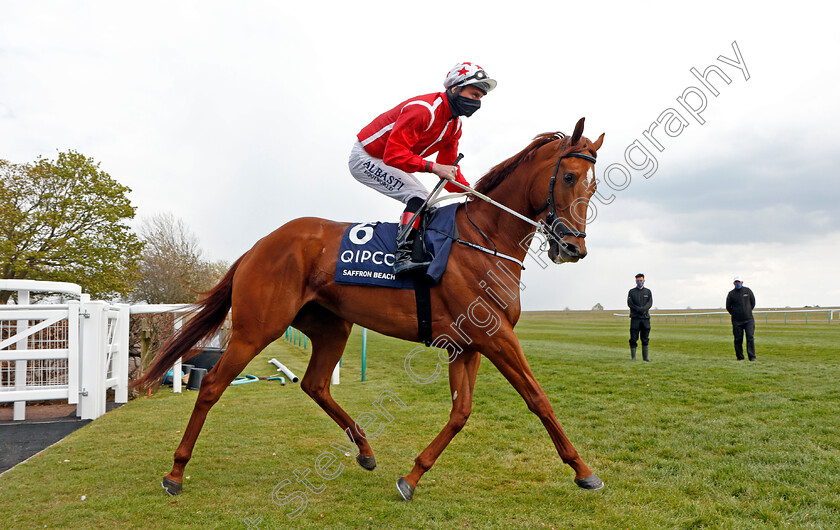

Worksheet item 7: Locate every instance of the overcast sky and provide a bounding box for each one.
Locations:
[2,1,839,311]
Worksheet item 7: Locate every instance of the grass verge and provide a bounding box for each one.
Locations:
[1,312,838,528]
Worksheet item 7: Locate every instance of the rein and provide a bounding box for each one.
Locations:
[439,179,541,230]
[439,136,597,242]
[426,227,526,270]
[428,136,597,270]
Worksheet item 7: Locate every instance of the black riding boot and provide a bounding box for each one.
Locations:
[394,227,430,277]
[394,198,430,277]
[642,345,651,362]
[630,347,636,361]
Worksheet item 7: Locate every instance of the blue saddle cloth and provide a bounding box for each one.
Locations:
[335,204,459,289]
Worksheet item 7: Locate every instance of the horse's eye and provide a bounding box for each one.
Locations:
[564,173,575,184]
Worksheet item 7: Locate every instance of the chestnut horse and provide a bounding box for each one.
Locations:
[136,118,605,501]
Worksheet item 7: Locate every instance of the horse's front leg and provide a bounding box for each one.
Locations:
[486,332,603,491]
[397,350,481,501]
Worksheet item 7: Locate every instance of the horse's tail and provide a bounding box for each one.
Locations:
[132,254,246,389]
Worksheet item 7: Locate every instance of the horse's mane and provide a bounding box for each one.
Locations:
[473,132,565,195]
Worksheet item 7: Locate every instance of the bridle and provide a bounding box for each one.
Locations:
[430,134,598,268]
[534,136,597,241]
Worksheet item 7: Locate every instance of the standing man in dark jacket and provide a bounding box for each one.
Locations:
[627,273,653,361]
[726,275,757,361]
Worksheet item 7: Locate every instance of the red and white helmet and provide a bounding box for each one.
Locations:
[443,62,497,94]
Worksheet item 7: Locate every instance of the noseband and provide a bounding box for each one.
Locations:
[535,136,597,241]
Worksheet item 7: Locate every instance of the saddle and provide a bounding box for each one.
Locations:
[334,204,458,289]
[334,204,459,345]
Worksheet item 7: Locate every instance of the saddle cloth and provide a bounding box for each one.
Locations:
[334,204,459,289]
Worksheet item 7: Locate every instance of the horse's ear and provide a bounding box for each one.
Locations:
[592,133,605,151]
[570,117,585,144]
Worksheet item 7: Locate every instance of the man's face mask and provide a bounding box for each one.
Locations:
[735,283,742,289]
[447,89,482,117]
[636,281,644,288]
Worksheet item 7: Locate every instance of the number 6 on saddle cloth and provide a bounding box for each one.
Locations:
[335,204,460,347]
[334,204,459,291]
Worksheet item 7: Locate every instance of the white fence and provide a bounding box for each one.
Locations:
[613,308,840,324]
[0,280,129,421]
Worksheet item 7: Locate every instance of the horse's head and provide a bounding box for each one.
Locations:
[531,118,604,264]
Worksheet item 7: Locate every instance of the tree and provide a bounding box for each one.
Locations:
[0,151,143,304]
[592,303,604,311]
[129,212,229,304]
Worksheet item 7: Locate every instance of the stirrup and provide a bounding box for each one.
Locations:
[394,258,430,277]
[394,231,430,277]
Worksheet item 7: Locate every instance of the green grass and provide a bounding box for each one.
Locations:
[1,312,839,528]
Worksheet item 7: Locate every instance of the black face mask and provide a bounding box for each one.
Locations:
[447,89,481,118]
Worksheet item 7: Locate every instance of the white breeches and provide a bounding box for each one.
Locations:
[348,141,429,204]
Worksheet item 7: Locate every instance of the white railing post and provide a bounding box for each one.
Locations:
[95,302,110,418]
[79,300,105,420]
[13,288,30,421]
[115,304,130,403]
[172,315,183,393]
[67,300,80,405]
[77,294,89,418]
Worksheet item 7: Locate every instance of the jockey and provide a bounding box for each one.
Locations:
[349,62,497,276]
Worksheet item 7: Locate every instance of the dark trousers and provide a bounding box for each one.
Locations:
[629,318,651,347]
[732,319,756,360]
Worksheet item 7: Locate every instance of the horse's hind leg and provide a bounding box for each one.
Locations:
[295,305,376,469]
[162,334,263,495]
[397,350,481,501]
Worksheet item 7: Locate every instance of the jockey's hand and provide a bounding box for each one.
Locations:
[432,163,458,181]
[444,168,470,193]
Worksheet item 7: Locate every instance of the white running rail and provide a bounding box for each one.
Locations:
[0,280,129,421]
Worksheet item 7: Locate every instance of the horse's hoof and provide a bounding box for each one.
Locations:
[356,455,377,471]
[574,474,604,491]
[396,477,415,501]
[162,476,183,496]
